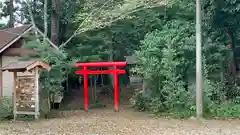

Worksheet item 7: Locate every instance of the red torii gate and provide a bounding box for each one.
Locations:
[74,62,127,111]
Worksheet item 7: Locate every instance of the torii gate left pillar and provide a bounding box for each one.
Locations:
[75,62,127,112]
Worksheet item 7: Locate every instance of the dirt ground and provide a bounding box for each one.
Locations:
[0,107,240,135]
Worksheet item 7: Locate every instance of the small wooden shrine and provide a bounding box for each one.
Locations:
[124,55,142,84]
[1,60,51,120]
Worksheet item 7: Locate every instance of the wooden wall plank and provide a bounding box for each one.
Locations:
[13,72,17,120]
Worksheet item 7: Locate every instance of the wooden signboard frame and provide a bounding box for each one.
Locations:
[1,60,50,120]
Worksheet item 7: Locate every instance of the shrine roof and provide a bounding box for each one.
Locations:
[1,60,51,72]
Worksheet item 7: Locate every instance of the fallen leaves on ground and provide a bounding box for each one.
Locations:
[0,107,240,135]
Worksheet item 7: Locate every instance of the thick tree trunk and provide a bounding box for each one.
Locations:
[51,0,60,45]
[9,0,14,27]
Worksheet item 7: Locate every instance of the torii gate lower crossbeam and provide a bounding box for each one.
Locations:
[74,62,127,112]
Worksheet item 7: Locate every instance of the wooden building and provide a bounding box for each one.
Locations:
[0,25,57,97]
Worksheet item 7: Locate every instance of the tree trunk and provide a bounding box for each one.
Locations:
[25,0,40,42]
[51,0,60,45]
[142,77,148,91]
[227,28,239,73]
[9,0,14,27]
[231,33,239,73]
[44,0,48,41]
[33,0,36,13]
[108,36,114,86]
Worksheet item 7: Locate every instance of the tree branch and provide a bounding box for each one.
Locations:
[25,0,40,42]
[59,1,166,48]
[35,27,59,50]
[24,0,59,50]
[76,4,164,35]
[24,0,166,51]
[59,0,113,48]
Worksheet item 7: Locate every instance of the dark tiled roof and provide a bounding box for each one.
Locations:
[0,25,32,52]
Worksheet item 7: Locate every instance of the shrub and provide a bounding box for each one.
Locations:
[209,103,240,118]
[131,91,150,111]
[0,97,13,120]
[132,20,194,115]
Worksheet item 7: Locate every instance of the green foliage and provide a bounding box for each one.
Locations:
[4,0,240,119]
[22,40,71,115]
[131,0,240,118]
[131,91,150,111]
[75,0,171,32]
[0,97,13,120]
[0,23,6,28]
[201,0,240,118]
[209,103,240,118]
[0,1,12,19]
[23,40,69,95]
[132,19,195,115]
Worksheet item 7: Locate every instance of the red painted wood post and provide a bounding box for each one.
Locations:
[83,66,88,111]
[113,65,119,112]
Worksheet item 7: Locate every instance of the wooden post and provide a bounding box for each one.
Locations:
[83,66,88,111]
[13,72,17,120]
[113,65,119,112]
[35,67,39,119]
[0,56,2,97]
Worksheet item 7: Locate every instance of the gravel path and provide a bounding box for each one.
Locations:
[0,108,240,135]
